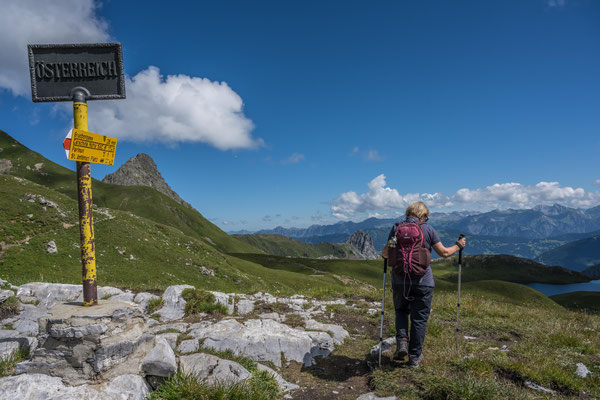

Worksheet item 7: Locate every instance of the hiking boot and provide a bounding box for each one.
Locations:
[393,339,408,361]
[407,354,423,369]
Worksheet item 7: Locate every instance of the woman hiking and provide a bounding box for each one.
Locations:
[383,201,466,368]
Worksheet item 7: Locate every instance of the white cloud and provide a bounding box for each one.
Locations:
[0,0,109,97]
[594,179,600,185]
[87,67,260,150]
[2,0,259,151]
[282,153,305,164]
[331,175,600,218]
[365,150,386,162]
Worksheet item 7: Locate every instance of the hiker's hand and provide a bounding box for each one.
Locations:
[457,237,466,248]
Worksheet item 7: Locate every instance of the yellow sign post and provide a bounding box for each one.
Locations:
[67,129,118,165]
[29,42,125,308]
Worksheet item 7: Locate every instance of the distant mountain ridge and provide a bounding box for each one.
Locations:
[249,205,600,240]
[103,153,194,209]
[537,234,600,271]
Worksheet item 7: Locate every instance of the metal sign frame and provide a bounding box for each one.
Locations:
[28,43,125,102]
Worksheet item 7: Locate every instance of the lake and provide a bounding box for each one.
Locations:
[526,280,600,296]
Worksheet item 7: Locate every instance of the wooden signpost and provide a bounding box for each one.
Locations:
[28,43,126,306]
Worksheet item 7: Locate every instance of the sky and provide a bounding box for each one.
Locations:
[1,0,599,232]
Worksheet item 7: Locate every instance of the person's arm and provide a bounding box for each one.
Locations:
[432,236,466,258]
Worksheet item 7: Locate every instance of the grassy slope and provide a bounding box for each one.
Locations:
[0,130,258,254]
[538,234,600,271]
[0,174,360,296]
[232,233,358,259]
[433,254,590,284]
[551,291,600,313]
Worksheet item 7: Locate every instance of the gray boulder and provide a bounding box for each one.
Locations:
[178,339,199,354]
[141,337,177,377]
[133,292,159,313]
[0,373,149,400]
[190,318,337,367]
[369,337,396,357]
[45,241,58,254]
[179,353,251,385]
[256,363,299,392]
[356,394,397,400]
[0,290,14,303]
[156,285,194,322]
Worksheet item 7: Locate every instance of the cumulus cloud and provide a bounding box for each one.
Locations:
[87,67,259,150]
[0,0,109,97]
[594,179,600,185]
[282,153,305,164]
[331,175,600,218]
[1,0,259,151]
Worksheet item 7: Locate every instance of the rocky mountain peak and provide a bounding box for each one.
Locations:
[345,230,380,260]
[102,153,193,209]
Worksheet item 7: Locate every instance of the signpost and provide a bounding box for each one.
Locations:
[63,129,118,165]
[28,43,125,306]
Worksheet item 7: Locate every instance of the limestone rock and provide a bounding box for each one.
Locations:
[576,362,591,378]
[157,332,179,350]
[190,318,337,367]
[141,337,177,377]
[102,153,194,209]
[156,285,194,322]
[0,373,149,400]
[0,289,13,303]
[356,393,397,400]
[0,159,12,174]
[179,353,251,385]
[370,337,396,357]
[178,339,199,354]
[133,292,159,313]
[0,341,19,361]
[16,282,81,309]
[305,319,349,345]
[45,241,58,254]
[210,291,235,315]
[236,299,254,315]
[256,363,300,392]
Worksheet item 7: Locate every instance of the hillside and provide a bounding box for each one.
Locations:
[537,234,600,271]
[433,254,590,285]
[582,264,600,277]
[0,130,258,254]
[551,291,600,313]
[232,233,360,259]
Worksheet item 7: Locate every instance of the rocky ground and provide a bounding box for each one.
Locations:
[0,278,395,400]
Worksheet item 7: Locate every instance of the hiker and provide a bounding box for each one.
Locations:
[383,201,466,368]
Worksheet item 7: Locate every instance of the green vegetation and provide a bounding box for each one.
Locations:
[0,296,19,320]
[0,347,28,377]
[433,254,590,285]
[0,130,259,255]
[233,233,358,259]
[551,291,600,313]
[147,371,279,400]
[147,297,165,314]
[181,288,228,315]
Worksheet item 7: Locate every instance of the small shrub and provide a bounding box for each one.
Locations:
[0,296,20,320]
[147,297,165,314]
[284,313,305,328]
[0,347,28,377]
[182,288,227,316]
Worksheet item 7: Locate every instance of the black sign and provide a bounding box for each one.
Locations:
[28,43,125,102]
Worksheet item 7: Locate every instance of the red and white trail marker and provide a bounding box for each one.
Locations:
[63,129,73,159]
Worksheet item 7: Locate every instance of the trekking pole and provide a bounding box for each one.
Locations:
[455,234,465,350]
[378,257,388,367]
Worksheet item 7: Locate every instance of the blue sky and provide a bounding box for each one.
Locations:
[1,0,599,231]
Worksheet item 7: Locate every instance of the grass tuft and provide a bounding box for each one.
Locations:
[182,288,228,316]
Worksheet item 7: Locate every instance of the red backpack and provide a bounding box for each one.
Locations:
[388,221,431,278]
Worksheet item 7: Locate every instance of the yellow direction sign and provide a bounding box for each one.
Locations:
[64,128,118,165]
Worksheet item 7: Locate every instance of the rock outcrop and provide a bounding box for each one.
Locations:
[345,230,380,260]
[0,281,353,398]
[102,153,193,209]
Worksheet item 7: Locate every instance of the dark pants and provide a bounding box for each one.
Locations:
[392,284,434,358]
